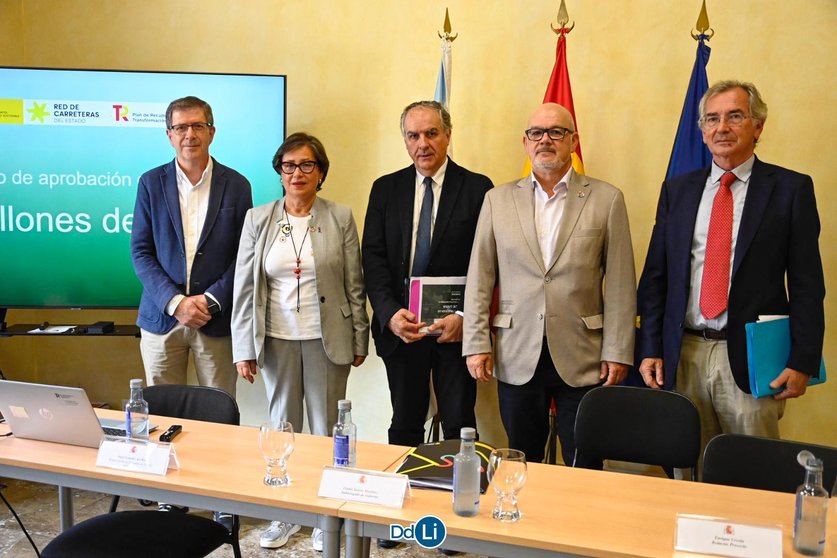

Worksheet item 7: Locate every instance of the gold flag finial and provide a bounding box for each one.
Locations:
[438,8,458,42]
[691,0,714,40]
[551,0,575,36]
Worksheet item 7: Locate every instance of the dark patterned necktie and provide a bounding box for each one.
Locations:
[411,176,434,276]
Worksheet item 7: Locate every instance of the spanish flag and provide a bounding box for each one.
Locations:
[543,30,584,175]
[524,24,585,177]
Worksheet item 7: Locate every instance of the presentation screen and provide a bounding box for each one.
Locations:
[0,67,286,308]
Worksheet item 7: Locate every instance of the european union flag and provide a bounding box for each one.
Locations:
[666,37,712,180]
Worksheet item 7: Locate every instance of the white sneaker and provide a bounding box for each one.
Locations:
[259,521,301,549]
[312,527,324,552]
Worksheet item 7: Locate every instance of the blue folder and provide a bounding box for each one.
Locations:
[745,317,827,398]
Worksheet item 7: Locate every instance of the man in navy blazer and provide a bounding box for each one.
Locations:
[362,101,492,447]
[637,81,824,457]
[131,96,252,397]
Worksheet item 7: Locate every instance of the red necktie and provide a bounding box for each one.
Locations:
[700,171,736,319]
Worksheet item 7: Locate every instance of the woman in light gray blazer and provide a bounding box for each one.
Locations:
[232,132,369,432]
[232,133,369,549]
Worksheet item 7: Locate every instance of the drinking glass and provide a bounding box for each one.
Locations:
[259,421,295,486]
[486,448,527,522]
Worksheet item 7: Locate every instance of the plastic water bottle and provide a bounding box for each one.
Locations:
[453,427,480,517]
[333,399,356,467]
[124,378,149,440]
[794,451,829,556]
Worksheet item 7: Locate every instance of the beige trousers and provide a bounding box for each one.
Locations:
[676,333,784,474]
[139,324,237,397]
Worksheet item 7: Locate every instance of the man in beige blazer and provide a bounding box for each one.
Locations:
[463,103,636,465]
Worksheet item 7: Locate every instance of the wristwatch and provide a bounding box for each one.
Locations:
[207,299,222,315]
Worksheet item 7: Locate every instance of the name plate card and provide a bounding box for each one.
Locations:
[318,466,409,508]
[96,436,180,476]
[675,514,782,558]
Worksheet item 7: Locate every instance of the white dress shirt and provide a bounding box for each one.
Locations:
[533,167,572,268]
[165,158,217,315]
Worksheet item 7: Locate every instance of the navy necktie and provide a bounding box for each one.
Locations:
[412,176,434,276]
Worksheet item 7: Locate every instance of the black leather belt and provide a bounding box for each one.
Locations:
[684,327,727,340]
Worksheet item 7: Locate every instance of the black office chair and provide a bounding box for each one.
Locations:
[42,385,242,558]
[572,386,701,480]
[702,433,837,493]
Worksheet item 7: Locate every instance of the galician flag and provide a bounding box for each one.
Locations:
[434,37,451,109]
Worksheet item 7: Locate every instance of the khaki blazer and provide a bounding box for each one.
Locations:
[231,197,369,367]
[463,171,636,387]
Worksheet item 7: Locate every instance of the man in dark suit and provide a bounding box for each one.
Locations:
[362,100,492,447]
[637,81,825,458]
[131,96,252,398]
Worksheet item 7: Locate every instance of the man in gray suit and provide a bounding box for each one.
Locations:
[463,103,636,465]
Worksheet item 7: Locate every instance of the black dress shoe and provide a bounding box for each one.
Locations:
[377,538,400,549]
[438,549,460,556]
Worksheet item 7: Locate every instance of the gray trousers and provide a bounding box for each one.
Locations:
[262,337,350,436]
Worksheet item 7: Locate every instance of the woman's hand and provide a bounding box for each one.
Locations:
[236,360,258,383]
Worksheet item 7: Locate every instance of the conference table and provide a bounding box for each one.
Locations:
[342,461,837,558]
[3,413,835,558]
[0,410,409,558]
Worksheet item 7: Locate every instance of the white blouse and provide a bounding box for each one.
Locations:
[263,213,322,339]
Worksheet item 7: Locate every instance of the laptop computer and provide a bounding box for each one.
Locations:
[0,380,157,448]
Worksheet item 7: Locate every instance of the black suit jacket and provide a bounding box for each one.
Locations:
[637,157,825,392]
[362,159,493,357]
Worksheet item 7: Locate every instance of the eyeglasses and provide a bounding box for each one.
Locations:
[169,122,213,135]
[524,127,573,141]
[700,113,750,129]
[280,161,318,174]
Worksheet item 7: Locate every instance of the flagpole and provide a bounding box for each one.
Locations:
[435,8,456,154]
[426,9,457,435]
[435,8,455,111]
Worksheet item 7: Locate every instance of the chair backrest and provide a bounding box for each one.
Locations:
[702,433,837,493]
[143,384,240,426]
[573,386,701,473]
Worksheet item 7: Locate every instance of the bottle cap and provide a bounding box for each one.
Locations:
[338,399,352,411]
[130,378,144,388]
[797,450,823,472]
[460,427,476,440]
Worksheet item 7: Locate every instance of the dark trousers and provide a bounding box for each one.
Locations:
[383,337,476,446]
[497,339,598,465]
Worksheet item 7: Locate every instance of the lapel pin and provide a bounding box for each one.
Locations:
[577,192,586,198]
